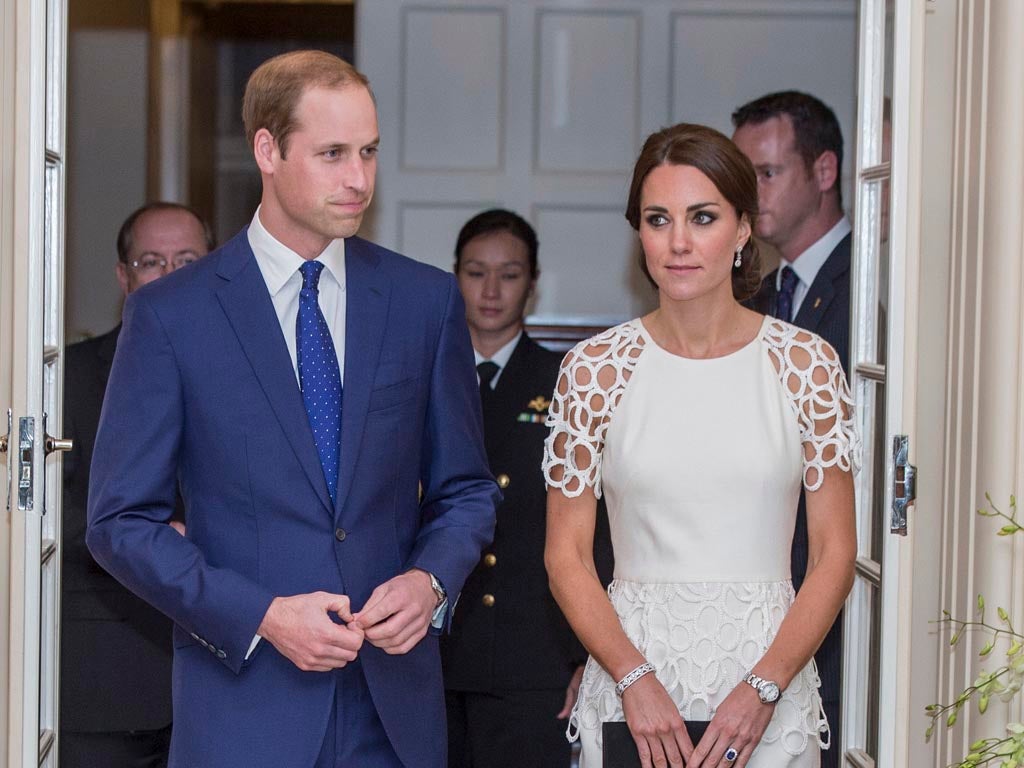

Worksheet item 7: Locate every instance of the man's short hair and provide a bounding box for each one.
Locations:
[454,209,539,278]
[242,50,373,159]
[732,91,844,204]
[116,202,214,263]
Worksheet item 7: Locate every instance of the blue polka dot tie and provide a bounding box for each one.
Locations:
[297,261,342,503]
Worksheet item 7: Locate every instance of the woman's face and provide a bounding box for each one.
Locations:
[638,163,750,305]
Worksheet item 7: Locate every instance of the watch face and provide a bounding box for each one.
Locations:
[760,682,781,703]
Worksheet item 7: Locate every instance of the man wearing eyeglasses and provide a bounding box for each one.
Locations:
[61,201,213,768]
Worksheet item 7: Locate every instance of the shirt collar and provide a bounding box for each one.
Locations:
[474,330,522,372]
[777,216,851,290]
[247,206,346,295]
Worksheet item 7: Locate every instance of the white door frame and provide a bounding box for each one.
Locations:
[843,1,926,766]
[4,0,68,765]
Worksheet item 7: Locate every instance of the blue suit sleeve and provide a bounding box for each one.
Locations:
[86,292,275,674]
[407,275,500,623]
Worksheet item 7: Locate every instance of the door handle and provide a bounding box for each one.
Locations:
[44,434,73,454]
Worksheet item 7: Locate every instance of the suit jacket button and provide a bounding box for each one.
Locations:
[496,473,510,489]
[482,594,495,607]
[335,528,347,542]
[483,553,497,567]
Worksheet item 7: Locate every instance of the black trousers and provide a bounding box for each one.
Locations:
[446,688,571,768]
[60,724,171,768]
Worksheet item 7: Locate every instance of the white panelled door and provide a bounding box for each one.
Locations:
[842,1,922,766]
[357,0,857,328]
[2,0,69,765]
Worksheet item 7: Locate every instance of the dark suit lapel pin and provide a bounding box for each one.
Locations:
[813,297,822,309]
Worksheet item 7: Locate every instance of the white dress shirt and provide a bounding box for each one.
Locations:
[244,208,348,657]
[474,331,522,390]
[247,207,347,384]
[775,217,851,317]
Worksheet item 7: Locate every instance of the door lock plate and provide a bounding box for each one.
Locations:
[18,416,34,512]
[891,434,916,535]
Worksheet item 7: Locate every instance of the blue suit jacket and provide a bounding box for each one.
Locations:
[87,230,499,767]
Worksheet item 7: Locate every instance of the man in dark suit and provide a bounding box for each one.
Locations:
[86,51,498,768]
[733,91,851,766]
[443,210,611,767]
[61,201,213,768]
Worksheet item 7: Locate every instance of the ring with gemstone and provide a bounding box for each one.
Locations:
[724,746,739,762]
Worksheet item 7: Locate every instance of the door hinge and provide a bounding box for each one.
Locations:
[891,434,916,535]
[18,416,34,512]
[2,408,10,511]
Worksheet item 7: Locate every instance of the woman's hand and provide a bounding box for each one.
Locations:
[621,673,695,767]
[557,664,585,719]
[687,683,773,767]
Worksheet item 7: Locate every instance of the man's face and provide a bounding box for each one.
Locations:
[732,115,823,258]
[456,231,535,343]
[256,85,379,258]
[116,208,210,296]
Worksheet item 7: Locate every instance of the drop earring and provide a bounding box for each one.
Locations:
[734,247,743,268]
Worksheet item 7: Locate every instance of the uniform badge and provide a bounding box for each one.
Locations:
[517,395,551,423]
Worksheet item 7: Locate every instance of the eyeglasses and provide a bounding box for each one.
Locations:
[126,254,199,274]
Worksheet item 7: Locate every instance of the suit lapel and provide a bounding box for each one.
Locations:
[97,324,120,388]
[335,237,390,517]
[792,233,851,333]
[485,335,535,452]
[214,231,334,513]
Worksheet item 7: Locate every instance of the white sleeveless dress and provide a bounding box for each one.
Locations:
[542,316,858,768]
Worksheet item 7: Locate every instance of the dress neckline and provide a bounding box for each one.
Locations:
[635,314,769,362]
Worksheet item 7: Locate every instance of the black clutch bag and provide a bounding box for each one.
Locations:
[602,720,711,768]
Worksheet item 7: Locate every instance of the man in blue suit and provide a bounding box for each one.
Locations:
[733,91,851,768]
[87,50,499,768]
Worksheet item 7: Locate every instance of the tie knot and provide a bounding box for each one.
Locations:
[780,265,798,292]
[299,260,325,291]
[477,361,499,388]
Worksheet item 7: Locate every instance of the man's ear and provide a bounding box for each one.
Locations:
[814,150,839,194]
[115,261,130,297]
[253,128,278,175]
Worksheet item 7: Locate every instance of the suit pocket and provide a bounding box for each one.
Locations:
[368,376,417,413]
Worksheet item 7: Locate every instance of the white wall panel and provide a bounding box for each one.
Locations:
[397,202,498,274]
[532,206,655,322]
[669,9,857,202]
[401,8,504,170]
[535,10,640,174]
[359,0,857,326]
[66,29,147,339]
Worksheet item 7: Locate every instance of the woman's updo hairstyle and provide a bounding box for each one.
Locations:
[625,123,762,302]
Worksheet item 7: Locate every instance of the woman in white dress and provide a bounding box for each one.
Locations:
[543,124,857,768]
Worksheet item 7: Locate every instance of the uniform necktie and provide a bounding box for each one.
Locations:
[297,261,342,503]
[477,361,499,403]
[776,265,799,323]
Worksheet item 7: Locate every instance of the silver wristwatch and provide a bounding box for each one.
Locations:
[428,572,448,627]
[743,672,781,704]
